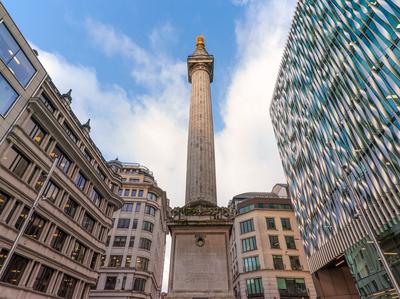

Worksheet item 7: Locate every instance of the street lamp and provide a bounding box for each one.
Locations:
[0,154,59,279]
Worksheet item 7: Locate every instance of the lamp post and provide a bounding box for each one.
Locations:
[330,141,400,296]
[0,155,59,279]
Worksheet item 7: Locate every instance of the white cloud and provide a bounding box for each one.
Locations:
[35,0,295,291]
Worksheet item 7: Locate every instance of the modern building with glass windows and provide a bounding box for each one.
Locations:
[270,0,400,298]
[90,161,168,299]
[229,184,316,299]
[0,3,124,299]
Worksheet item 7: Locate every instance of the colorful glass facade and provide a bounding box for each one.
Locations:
[270,0,400,297]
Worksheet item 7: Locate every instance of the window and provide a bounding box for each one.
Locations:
[57,274,77,299]
[52,146,71,174]
[147,192,157,201]
[121,202,133,212]
[124,189,130,196]
[144,205,156,216]
[104,276,117,290]
[132,219,138,229]
[43,180,60,202]
[269,235,280,249]
[242,236,257,252]
[96,168,106,181]
[90,253,98,269]
[14,206,29,230]
[113,236,127,247]
[117,218,130,229]
[39,93,55,114]
[133,278,146,292]
[135,202,141,212]
[71,241,86,263]
[33,265,54,292]
[129,177,140,182]
[83,149,92,162]
[26,118,46,145]
[136,256,149,271]
[243,256,260,272]
[51,227,68,252]
[1,254,29,285]
[125,255,132,267]
[138,190,144,197]
[0,22,36,87]
[89,188,102,207]
[25,213,46,239]
[0,190,10,215]
[108,255,122,267]
[246,277,263,297]
[121,276,127,290]
[82,213,95,233]
[273,255,284,270]
[285,236,296,249]
[281,218,292,230]
[63,122,78,144]
[142,221,154,232]
[0,248,8,269]
[118,189,123,196]
[64,198,78,218]
[276,278,307,297]
[240,219,254,234]
[289,256,302,270]
[129,236,135,247]
[266,217,276,230]
[139,238,152,250]
[106,236,110,246]
[131,189,137,197]
[100,255,106,267]
[5,147,30,178]
[74,172,87,191]
[0,73,18,115]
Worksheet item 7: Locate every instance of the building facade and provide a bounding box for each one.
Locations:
[0,3,123,298]
[90,161,168,299]
[270,0,400,298]
[229,184,317,299]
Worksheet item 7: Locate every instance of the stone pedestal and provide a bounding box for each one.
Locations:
[167,206,235,299]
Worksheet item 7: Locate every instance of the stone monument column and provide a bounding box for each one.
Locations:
[185,36,217,207]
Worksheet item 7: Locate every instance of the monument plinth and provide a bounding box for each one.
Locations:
[167,36,234,299]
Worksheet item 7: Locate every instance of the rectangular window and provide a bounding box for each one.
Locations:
[71,241,86,263]
[113,236,127,247]
[121,202,133,212]
[117,218,130,229]
[63,122,78,144]
[89,188,102,207]
[243,256,260,272]
[52,146,72,174]
[82,213,95,233]
[142,220,154,233]
[0,22,36,87]
[285,236,296,249]
[246,277,263,296]
[132,219,138,229]
[135,202,141,212]
[123,237,132,250]
[144,204,156,216]
[25,213,46,240]
[26,117,47,145]
[138,190,144,197]
[241,236,257,252]
[104,276,117,290]
[57,274,77,299]
[83,149,92,162]
[0,73,18,115]
[90,252,98,269]
[136,256,149,271]
[133,278,146,292]
[39,93,56,114]
[64,198,78,218]
[74,172,87,191]
[139,238,152,250]
[108,255,122,267]
[131,189,137,197]
[130,177,140,182]
[0,190,10,215]
[289,256,302,270]
[240,219,254,234]
[266,217,276,230]
[1,254,29,285]
[43,180,60,203]
[33,265,54,292]
[276,278,307,297]
[14,206,29,230]
[124,189,130,196]
[5,147,30,178]
[269,235,280,249]
[147,192,157,201]
[125,255,132,267]
[51,227,68,252]
[273,255,284,270]
[281,218,292,230]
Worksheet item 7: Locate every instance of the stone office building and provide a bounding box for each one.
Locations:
[90,160,168,299]
[229,184,317,299]
[0,3,123,298]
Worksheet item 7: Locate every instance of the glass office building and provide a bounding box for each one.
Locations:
[270,0,400,297]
